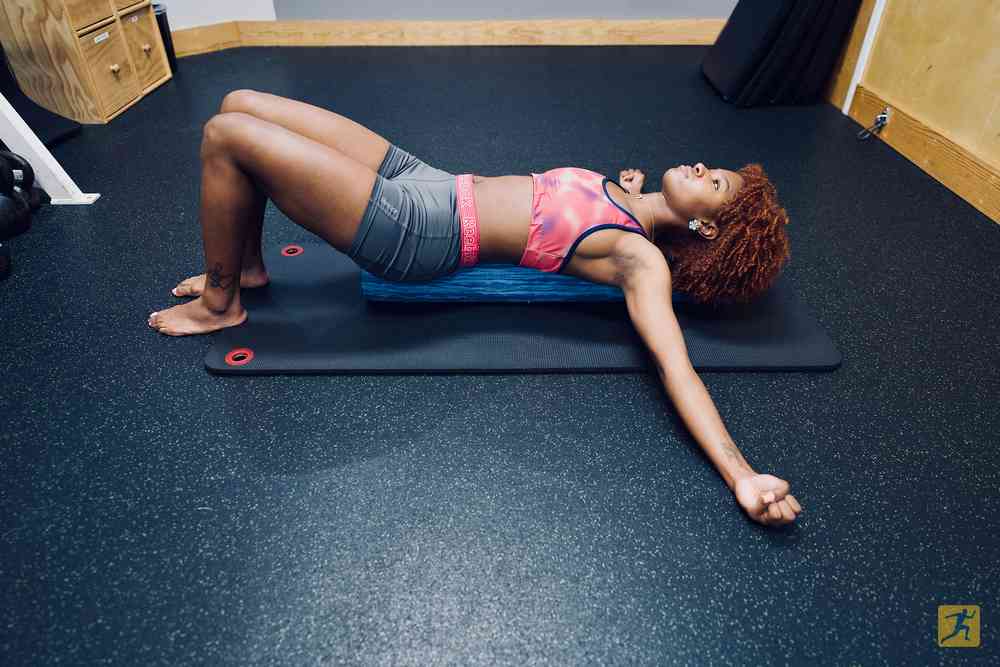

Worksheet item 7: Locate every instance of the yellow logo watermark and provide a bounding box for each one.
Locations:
[938,605,981,648]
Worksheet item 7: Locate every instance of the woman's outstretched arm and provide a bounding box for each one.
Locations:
[614,237,802,526]
[661,363,801,526]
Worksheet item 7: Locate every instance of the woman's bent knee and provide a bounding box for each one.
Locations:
[220,89,261,114]
[200,112,256,159]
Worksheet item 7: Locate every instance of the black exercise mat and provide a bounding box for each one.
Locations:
[205,243,841,374]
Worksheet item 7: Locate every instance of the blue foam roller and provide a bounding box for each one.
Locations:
[360,263,693,303]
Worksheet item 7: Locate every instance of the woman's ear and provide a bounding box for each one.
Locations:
[698,219,720,240]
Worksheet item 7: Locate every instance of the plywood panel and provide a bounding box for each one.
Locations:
[0,0,101,122]
[65,0,114,32]
[120,3,170,88]
[236,19,725,47]
[862,1,1000,170]
[850,85,1000,224]
[172,19,725,57]
[170,20,242,57]
[824,0,877,109]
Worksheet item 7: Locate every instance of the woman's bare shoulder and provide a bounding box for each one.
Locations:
[561,234,665,288]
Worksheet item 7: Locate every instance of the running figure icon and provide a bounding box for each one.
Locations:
[941,608,977,643]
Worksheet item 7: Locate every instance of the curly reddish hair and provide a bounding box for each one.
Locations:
[662,163,791,305]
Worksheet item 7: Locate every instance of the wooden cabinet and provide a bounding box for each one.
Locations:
[120,4,165,89]
[0,0,172,124]
[65,0,110,32]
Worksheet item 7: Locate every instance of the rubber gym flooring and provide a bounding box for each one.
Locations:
[2,46,998,665]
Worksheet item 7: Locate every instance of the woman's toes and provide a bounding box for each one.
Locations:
[173,277,202,297]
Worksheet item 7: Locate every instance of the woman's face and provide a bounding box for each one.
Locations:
[661,163,744,221]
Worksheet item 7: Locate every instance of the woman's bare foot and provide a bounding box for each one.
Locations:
[148,296,247,336]
[172,267,269,297]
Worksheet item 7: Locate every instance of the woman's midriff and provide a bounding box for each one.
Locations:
[470,175,534,264]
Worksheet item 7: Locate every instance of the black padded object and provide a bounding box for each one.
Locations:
[702,0,862,107]
[205,243,841,374]
[701,0,796,104]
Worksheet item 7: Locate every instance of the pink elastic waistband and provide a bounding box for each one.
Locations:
[456,174,480,268]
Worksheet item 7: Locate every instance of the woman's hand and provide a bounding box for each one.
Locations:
[619,168,645,194]
[733,474,802,526]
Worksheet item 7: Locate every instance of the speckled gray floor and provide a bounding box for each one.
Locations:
[2,46,998,665]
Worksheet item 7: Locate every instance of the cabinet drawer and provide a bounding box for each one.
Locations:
[66,0,114,32]
[120,5,168,89]
[114,0,147,11]
[78,24,139,116]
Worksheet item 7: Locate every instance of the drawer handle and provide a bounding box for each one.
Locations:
[110,63,121,75]
[142,44,151,53]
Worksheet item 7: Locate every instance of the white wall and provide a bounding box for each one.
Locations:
[162,0,735,29]
[273,0,738,20]
[164,0,276,31]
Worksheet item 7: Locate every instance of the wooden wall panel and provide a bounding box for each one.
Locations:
[169,20,241,57]
[237,19,725,47]
[824,0,877,110]
[850,85,1000,223]
[862,1,1000,171]
[171,19,726,57]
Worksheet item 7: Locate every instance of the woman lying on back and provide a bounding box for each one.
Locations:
[148,90,797,526]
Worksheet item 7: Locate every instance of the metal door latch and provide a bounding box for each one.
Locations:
[858,107,890,140]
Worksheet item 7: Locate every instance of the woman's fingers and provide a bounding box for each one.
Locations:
[755,504,781,526]
[757,499,798,526]
[786,494,802,513]
[761,478,790,506]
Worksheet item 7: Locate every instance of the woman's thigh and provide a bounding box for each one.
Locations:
[219,89,393,175]
[377,144,455,183]
[218,90,459,184]
[204,112,377,252]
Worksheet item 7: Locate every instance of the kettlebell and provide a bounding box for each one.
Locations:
[0,189,31,241]
[0,160,13,196]
[0,153,48,211]
[0,150,35,195]
[26,185,49,212]
[0,241,10,281]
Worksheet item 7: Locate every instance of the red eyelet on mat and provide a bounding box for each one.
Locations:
[225,348,255,366]
[281,244,304,257]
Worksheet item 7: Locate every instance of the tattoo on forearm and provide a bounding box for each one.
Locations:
[720,440,751,471]
[207,263,235,290]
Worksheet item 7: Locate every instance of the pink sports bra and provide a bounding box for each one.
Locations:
[519,167,649,273]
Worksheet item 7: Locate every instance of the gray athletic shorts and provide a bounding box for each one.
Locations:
[347,144,464,282]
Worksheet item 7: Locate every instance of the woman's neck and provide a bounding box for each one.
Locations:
[628,192,692,241]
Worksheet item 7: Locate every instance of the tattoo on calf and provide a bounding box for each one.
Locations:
[207,263,235,290]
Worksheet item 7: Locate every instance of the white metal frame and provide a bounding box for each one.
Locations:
[842,0,889,116]
[0,93,100,205]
